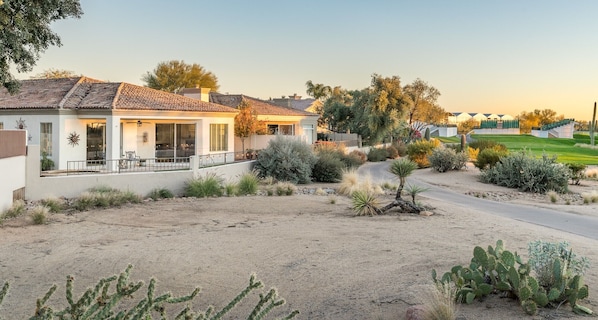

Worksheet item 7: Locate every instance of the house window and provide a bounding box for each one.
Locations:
[210,124,228,152]
[267,124,294,135]
[0,122,4,129]
[40,123,52,156]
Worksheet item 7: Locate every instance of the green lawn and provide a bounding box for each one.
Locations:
[470,134,598,165]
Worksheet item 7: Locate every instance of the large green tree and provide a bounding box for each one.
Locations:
[305,80,331,100]
[142,60,219,93]
[402,78,444,124]
[0,0,83,93]
[321,74,408,144]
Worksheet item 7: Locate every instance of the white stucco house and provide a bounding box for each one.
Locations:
[207,93,319,152]
[0,77,239,170]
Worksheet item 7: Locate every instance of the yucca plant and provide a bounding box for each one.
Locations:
[404,184,430,205]
[351,190,380,216]
[389,158,418,198]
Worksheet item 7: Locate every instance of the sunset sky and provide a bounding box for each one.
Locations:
[16,0,598,121]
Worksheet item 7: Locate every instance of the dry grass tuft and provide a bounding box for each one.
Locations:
[421,283,457,320]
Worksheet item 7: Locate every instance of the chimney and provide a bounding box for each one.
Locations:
[180,87,211,102]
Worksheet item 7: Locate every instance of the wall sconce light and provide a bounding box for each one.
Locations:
[137,120,142,127]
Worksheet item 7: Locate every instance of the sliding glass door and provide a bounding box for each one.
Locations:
[156,123,195,159]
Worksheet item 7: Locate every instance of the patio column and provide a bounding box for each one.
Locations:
[106,116,121,170]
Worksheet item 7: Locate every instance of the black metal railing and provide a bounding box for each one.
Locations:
[65,157,191,175]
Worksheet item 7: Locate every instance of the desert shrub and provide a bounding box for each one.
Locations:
[385,145,399,159]
[468,140,507,153]
[30,205,49,225]
[237,171,259,195]
[566,163,587,185]
[474,148,507,170]
[444,143,462,153]
[367,147,388,162]
[480,151,570,193]
[581,190,598,204]
[275,182,296,196]
[467,146,479,161]
[254,136,316,184]
[346,150,367,167]
[312,153,345,182]
[392,141,408,157]
[528,240,591,289]
[407,140,438,168]
[2,199,26,219]
[185,173,223,197]
[40,198,65,213]
[0,265,298,319]
[428,147,468,173]
[351,190,379,216]
[147,188,174,200]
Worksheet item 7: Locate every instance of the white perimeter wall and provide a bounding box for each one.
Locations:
[26,145,254,201]
[0,156,26,212]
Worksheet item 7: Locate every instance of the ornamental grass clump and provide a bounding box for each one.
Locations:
[275,182,296,196]
[40,197,65,213]
[421,283,457,320]
[185,173,223,198]
[2,199,25,219]
[30,205,49,225]
[480,151,569,194]
[147,188,174,200]
[73,187,142,210]
[237,171,259,195]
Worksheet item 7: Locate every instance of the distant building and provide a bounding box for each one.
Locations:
[447,112,514,124]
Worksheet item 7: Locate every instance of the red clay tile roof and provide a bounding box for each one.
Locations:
[0,77,238,113]
[0,77,101,109]
[210,93,318,117]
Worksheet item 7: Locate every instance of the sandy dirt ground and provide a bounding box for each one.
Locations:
[0,164,597,319]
